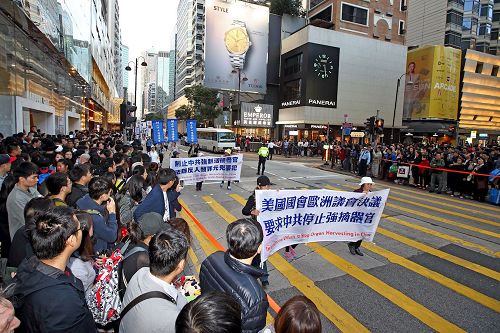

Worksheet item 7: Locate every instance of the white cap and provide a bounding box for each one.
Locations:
[359,177,374,186]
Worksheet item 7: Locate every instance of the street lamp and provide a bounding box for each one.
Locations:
[391,73,413,143]
[125,56,148,107]
[231,68,248,108]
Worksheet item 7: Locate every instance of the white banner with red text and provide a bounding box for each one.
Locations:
[255,189,389,262]
[170,155,243,184]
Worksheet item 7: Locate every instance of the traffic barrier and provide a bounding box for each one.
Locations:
[380,159,500,178]
[180,203,282,314]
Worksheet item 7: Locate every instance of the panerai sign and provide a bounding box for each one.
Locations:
[240,102,273,128]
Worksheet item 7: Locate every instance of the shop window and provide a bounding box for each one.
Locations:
[284,54,303,76]
[491,65,499,77]
[341,3,368,25]
[283,79,302,101]
[475,62,483,73]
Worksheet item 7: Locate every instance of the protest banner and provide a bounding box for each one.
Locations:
[255,189,390,262]
[170,154,243,184]
[186,119,197,143]
[167,119,178,142]
[152,120,164,144]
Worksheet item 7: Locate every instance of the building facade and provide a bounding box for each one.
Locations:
[121,44,130,94]
[140,51,158,117]
[307,0,407,45]
[157,51,173,111]
[278,25,407,143]
[407,0,499,55]
[0,0,121,135]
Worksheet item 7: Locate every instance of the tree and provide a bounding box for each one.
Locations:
[270,0,304,17]
[144,112,164,121]
[180,85,221,126]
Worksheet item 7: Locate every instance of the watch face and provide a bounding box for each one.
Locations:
[224,27,250,55]
[313,54,334,79]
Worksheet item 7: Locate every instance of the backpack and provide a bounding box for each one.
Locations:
[86,240,133,325]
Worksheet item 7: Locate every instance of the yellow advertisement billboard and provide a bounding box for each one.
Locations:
[403,46,461,120]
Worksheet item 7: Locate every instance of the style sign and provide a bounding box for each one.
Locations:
[186,119,198,143]
[240,102,273,128]
[167,119,178,142]
[256,189,390,262]
[151,120,165,144]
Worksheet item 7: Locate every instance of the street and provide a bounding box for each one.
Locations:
[174,150,500,332]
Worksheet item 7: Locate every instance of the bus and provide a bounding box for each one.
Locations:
[196,127,236,153]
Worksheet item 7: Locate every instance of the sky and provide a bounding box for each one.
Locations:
[120,0,179,92]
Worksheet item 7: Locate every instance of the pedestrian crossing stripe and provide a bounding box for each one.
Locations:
[375,182,500,213]
[361,242,500,312]
[201,195,369,333]
[324,185,500,261]
[379,186,500,219]
[326,185,500,239]
[227,193,465,331]
[341,183,500,227]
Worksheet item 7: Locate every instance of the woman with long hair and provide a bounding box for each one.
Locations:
[68,212,96,293]
[118,174,145,226]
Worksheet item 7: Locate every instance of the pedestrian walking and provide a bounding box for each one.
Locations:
[267,140,275,160]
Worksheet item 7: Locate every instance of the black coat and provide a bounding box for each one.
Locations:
[66,183,88,208]
[200,251,269,333]
[11,256,97,333]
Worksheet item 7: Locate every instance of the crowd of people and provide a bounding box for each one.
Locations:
[0,129,322,333]
[327,142,500,202]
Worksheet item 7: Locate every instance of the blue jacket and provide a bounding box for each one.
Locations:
[134,185,165,221]
[76,195,117,254]
[11,256,97,333]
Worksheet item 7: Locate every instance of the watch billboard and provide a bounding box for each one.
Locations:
[280,43,340,109]
[204,0,269,94]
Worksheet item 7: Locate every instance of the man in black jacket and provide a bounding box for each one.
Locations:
[11,206,97,333]
[200,219,268,333]
[66,164,91,208]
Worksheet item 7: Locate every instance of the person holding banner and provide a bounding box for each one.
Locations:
[347,177,374,256]
[220,149,233,190]
[242,175,271,286]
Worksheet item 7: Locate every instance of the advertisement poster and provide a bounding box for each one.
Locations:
[403,46,461,120]
[204,0,269,94]
[151,120,165,144]
[167,119,178,142]
[256,189,389,262]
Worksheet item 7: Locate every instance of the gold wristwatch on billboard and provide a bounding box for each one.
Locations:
[224,20,251,69]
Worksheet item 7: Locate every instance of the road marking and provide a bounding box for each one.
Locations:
[362,242,500,312]
[324,185,500,258]
[307,243,466,332]
[180,199,275,324]
[379,187,500,219]
[377,227,500,281]
[206,195,369,332]
[341,184,500,227]
[377,182,500,213]
[325,185,500,239]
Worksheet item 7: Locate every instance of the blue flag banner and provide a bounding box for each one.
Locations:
[255,189,390,262]
[167,119,178,142]
[186,119,197,143]
[152,120,165,144]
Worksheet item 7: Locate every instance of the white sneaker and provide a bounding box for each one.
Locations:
[227,186,231,190]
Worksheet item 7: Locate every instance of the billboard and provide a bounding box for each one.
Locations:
[204,0,269,94]
[403,46,461,120]
[240,102,273,128]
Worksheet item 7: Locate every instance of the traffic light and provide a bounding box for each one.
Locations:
[365,116,375,135]
[120,102,138,130]
[375,118,384,134]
